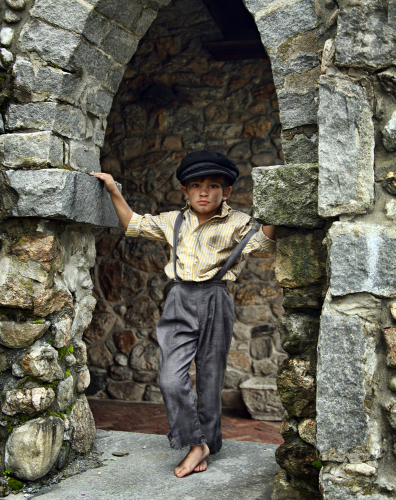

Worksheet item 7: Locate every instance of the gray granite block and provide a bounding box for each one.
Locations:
[329,222,396,298]
[318,75,374,217]
[6,169,120,227]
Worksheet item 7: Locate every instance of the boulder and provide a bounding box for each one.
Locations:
[12,343,64,382]
[240,377,284,420]
[277,359,315,417]
[275,438,319,486]
[5,416,64,481]
[278,312,320,355]
[56,375,74,412]
[0,321,50,348]
[298,418,316,446]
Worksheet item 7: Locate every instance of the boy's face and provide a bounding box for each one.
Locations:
[180,176,232,217]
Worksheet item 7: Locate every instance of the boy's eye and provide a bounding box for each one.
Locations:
[210,184,220,188]
[192,183,200,188]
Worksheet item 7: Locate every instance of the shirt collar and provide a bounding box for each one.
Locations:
[182,201,232,220]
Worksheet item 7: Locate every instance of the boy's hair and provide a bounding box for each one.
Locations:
[184,175,231,191]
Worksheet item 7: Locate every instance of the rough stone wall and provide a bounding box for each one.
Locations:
[249,0,396,499]
[0,0,169,489]
[87,0,286,412]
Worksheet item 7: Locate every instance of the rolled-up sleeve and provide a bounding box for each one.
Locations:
[126,212,168,242]
[243,226,276,254]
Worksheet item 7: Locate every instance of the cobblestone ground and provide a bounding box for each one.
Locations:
[88,398,283,445]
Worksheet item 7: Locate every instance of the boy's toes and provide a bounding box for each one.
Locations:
[193,460,207,473]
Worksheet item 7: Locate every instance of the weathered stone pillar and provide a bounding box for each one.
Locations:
[0,0,169,491]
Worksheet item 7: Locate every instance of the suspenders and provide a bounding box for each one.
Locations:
[172,210,256,282]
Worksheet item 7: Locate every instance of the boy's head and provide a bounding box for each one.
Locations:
[176,150,239,186]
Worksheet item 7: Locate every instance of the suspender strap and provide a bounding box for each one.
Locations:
[212,228,256,282]
[173,211,184,282]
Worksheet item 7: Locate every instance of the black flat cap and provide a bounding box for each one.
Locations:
[176,150,239,185]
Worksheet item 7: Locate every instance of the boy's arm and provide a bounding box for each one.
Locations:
[262,225,275,241]
[92,173,132,230]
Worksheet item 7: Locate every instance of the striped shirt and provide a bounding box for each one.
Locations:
[126,201,276,282]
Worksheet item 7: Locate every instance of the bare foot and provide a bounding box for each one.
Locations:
[174,443,210,478]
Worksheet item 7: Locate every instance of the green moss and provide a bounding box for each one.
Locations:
[58,344,74,361]
[19,415,29,423]
[49,62,62,70]
[65,369,71,378]
[46,410,65,421]
[3,468,10,477]
[8,478,23,490]
[33,320,45,324]
[59,165,73,171]
[312,460,322,470]
[65,403,74,415]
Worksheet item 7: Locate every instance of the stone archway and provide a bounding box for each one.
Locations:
[1,0,396,498]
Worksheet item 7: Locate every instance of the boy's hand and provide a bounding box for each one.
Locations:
[92,173,118,194]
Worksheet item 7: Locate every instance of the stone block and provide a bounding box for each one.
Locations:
[275,437,319,486]
[275,228,326,289]
[6,103,86,140]
[253,163,322,228]
[30,0,92,35]
[316,312,370,457]
[335,0,396,69]
[318,75,374,217]
[5,416,64,481]
[69,141,100,173]
[100,24,139,64]
[2,387,55,416]
[94,0,142,29]
[328,222,396,298]
[86,88,114,118]
[282,131,318,165]
[14,59,82,104]
[5,169,120,227]
[240,377,284,420]
[282,285,323,309]
[0,132,63,169]
[13,343,64,382]
[69,395,96,453]
[278,312,320,355]
[249,0,318,53]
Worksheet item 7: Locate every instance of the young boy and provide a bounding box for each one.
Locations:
[93,150,275,478]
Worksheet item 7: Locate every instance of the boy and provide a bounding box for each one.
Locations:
[93,150,275,478]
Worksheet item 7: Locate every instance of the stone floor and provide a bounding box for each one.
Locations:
[14,430,281,500]
[88,399,283,445]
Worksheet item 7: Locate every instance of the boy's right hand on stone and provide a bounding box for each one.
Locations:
[92,173,118,194]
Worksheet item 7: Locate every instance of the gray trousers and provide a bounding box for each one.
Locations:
[156,280,234,454]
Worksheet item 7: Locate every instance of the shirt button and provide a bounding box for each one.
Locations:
[186,269,191,273]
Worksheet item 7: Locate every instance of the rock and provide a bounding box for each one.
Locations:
[280,416,298,438]
[298,418,315,446]
[114,330,137,354]
[33,281,74,317]
[64,353,76,366]
[83,313,116,342]
[278,312,320,355]
[383,328,396,369]
[56,442,70,470]
[328,222,396,298]
[235,283,281,305]
[125,296,160,329]
[224,370,243,390]
[0,27,14,47]
[99,261,147,302]
[69,395,96,453]
[5,416,64,481]
[385,400,396,430]
[232,322,251,341]
[235,304,274,324]
[114,353,128,367]
[382,112,396,152]
[13,343,64,382]
[383,171,396,196]
[0,321,50,348]
[250,336,272,360]
[129,342,159,372]
[345,463,376,477]
[71,295,96,340]
[227,352,251,372]
[335,0,396,69]
[282,131,318,165]
[2,387,55,416]
[5,169,120,227]
[87,342,113,369]
[316,311,370,458]
[0,132,63,169]
[282,285,323,309]
[69,141,100,173]
[275,438,319,486]
[76,366,90,392]
[109,365,133,381]
[4,10,21,23]
[107,381,145,401]
[252,163,323,229]
[390,376,396,392]
[221,389,245,409]
[56,375,74,412]
[11,235,58,272]
[72,340,87,367]
[271,470,318,500]
[277,359,315,417]
[252,358,278,377]
[318,75,374,217]
[53,317,72,348]
[240,377,284,420]
[275,228,326,289]
[143,385,164,403]
[5,0,26,10]
[0,48,13,68]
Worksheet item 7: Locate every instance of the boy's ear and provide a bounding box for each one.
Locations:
[180,185,188,198]
[223,186,232,200]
